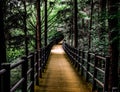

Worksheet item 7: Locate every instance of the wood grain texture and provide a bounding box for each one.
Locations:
[35,44,91,92]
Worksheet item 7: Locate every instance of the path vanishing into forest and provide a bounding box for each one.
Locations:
[35,43,92,92]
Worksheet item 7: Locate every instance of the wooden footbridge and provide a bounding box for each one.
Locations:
[0,0,119,92]
[0,39,116,92]
[35,44,91,92]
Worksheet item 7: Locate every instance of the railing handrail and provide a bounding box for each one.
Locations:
[0,37,62,92]
[63,43,110,92]
[0,69,7,75]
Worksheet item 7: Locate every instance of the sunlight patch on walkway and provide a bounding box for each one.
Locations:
[51,45,65,54]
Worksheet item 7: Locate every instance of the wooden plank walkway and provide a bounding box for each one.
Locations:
[35,44,92,92]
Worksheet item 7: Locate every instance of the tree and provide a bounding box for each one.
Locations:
[44,0,48,46]
[0,1,7,91]
[36,0,41,50]
[0,0,7,65]
[108,0,119,91]
[73,0,78,48]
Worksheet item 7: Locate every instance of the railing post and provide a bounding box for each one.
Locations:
[41,48,44,72]
[81,50,84,76]
[86,51,90,82]
[72,48,75,65]
[30,53,34,92]
[103,56,110,92]
[44,47,47,67]
[0,72,1,92]
[35,51,39,85]
[43,48,45,70]
[77,49,80,71]
[38,49,42,78]
[76,49,80,71]
[112,87,118,92]
[47,45,51,62]
[92,54,98,91]
[73,48,75,64]
[75,49,77,68]
[45,47,47,69]
[2,63,10,92]
[22,56,28,92]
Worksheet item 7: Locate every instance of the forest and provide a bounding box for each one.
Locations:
[0,0,120,92]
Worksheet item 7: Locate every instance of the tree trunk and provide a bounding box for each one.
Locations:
[108,0,119,91]
[0,1,7,91]
[36,0,41,50]
[44,0,47,46]
[100,0,106,36]
[0,0,7,66]
[73,0,78,48]
[89,0,94,50]
[23,0,28,56]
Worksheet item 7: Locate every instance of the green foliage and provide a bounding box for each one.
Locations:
[5,0,67,61]
[4,1,37,61]
[7,48,24,62]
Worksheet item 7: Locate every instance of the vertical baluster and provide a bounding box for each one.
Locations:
[81,51,84,76]
[39,49,42,78]
[103,56,110,92]
[70,46,73,64]
[43,47,46,69]
[92,54,98,91]
[75,49,78,68]
[40,49,43,72]
[76,49,79,71]
[30,53,34,92]
[22,56,28,92]
[112,87,118,92]
[77,49,81,72]
[73,47,75,64]
[42,48,44,72]
[74,48,75,66]
[86,51,90,82]
[45,46,47,66]
[35,51,39,85]
[2,63,10,92]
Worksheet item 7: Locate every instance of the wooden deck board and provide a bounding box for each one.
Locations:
[35,44,91,92]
